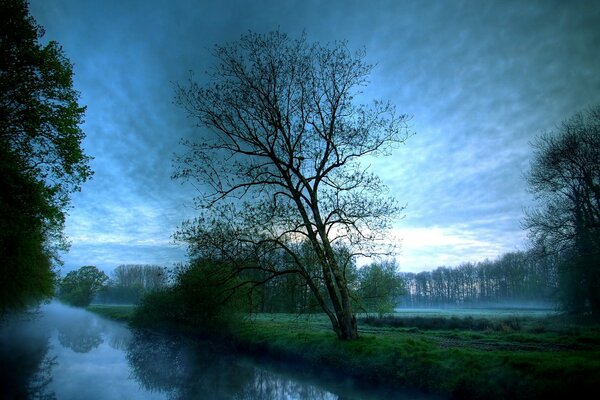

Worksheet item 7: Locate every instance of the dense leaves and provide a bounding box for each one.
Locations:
[58,266,108,307]
[355,260,405,314]
[0,0,92,312]
[132,259,247,330]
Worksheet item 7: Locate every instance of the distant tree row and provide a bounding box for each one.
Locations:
[96,264,168,304]
[56,264,168,307]
[399,250,559,308]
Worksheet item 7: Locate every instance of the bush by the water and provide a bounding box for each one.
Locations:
[131,259,247,331]
[361,314,522,331]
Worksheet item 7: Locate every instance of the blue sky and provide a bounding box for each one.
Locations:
[29,0,600,274]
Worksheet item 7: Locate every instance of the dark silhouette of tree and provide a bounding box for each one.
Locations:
[356,260,405,314]
[524,106,600,314]
[0,310,56,400]
[0,0,92,312]
[58,266,108,307]
[174,31,409,340]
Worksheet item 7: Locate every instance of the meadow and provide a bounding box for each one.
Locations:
[89,305,600,399]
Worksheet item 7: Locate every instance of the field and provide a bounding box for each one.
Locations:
[89,306,600,399]
[87,303,136,321]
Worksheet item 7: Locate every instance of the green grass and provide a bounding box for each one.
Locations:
[86,304,136,321]
[233,313,600,399]
[87,306,600,399]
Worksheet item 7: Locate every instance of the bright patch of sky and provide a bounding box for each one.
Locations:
[29,0,600,274]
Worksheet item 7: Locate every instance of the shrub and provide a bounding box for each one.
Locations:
[360,315,522,331]
[132,259,249,332]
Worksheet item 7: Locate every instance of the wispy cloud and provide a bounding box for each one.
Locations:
[29,0,600,273]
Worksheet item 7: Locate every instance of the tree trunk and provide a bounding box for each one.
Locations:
[334,306,358,340]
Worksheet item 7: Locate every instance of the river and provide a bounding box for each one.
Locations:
[0,301,439,399]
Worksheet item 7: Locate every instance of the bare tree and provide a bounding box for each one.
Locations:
[524,105,600,314]
[174,31,410,339]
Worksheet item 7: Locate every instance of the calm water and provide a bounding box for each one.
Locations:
[0,302,436,400]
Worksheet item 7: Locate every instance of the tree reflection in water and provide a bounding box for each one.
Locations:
[0,308,57,400]
[56,314,103,353]
[126,330,339,400]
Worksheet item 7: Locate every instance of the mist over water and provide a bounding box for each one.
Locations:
[0,302,436,400]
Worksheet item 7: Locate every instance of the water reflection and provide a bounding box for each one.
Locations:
[0,308,57,400]
[128,331,255,399]
[127,331,344,399]
[1,302,438,400]
[126,330,416,400]
[56,314,103,353]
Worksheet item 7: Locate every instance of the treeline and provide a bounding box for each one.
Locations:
[399,250,560,308]
[95,264,168,304]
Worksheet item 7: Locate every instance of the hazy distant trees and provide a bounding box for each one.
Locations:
[174,31,409,339]
[58,266,108,307]
[524,106,600,315]
[0,0,92,312]
[97,264,167,304]
[400,250,558,307]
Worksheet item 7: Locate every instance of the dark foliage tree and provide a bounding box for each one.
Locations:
[174,31,409,339]
[132,259,247,330]
[524,106,600,314]
[356,260,405,314]
[0,0,92,312]
[58,266,108,307]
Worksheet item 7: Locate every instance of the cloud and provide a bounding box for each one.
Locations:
[28,0,600,274]
[391,224,526,273]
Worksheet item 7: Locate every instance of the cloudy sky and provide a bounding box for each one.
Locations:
[29,0,600,274]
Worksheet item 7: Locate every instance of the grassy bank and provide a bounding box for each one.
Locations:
[87,304,136,321]
[88,306,600,399]
[235,314,600,399]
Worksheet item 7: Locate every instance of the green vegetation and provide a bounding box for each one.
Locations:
[361,314,523,331]
[0,0,92,313]
[355,260,405,314]
[89,304,600,399]
[130,259,247,330]
[234,313,600,399]
[58,266,108,307]
[87,304,136,322]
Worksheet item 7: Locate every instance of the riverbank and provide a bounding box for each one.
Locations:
[88,306,600,399]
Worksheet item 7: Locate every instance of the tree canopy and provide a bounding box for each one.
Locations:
[58,266,108,307]
[0,0,92,312]
[356,260,405,315]
[175,30,410,339]
[524,105,600,314]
